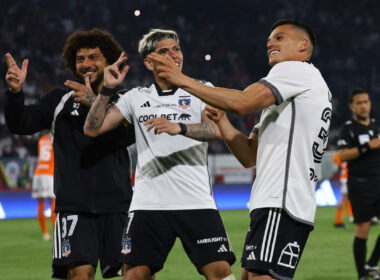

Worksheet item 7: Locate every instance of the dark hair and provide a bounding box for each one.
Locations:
[272,19,316,51]
[348,88,370,103]
[62,28,124,77]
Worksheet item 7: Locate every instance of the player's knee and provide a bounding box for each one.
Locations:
[68,263,95,280]
[223,274,236,280]
[202,261,233,280]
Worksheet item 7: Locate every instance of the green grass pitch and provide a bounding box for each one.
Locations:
[0,207,378,279]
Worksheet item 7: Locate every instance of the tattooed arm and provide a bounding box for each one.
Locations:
[185,109,221,141]
[144,109,221,142]
[83,93,125,137]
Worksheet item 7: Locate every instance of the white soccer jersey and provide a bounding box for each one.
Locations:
[116,83,217,211]
[251,61,332,225]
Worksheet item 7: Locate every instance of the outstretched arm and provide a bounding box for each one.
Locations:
[84,52,129,137]
[206,106,258,167]
[144,108,221,141]
[147,53,275,115]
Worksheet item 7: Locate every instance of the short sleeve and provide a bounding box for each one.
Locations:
[115,89,135,124]
[259,61,311,105]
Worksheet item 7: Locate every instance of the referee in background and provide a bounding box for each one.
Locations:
[337,88,380,280]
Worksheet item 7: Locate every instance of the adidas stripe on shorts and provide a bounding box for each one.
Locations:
[241,208,313,280]
[120,209,236,274]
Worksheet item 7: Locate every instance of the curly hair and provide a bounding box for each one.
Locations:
[62,28,124,77]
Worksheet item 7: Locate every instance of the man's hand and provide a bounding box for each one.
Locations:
[147,53,186,87]
[103,52,129,89]
[5,53,28,93]
[144,118,181,135]
[65,76,95,106]
[368,138,380,149]
[205,105,226,125]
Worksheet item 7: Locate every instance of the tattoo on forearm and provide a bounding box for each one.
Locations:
[84,89,95,105]
[86,95,109,130]
[186,122,218,141]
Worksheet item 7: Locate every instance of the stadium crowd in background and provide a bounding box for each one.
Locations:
[1,0,380,158]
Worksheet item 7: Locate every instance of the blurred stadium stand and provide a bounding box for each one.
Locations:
[0,1,379,199]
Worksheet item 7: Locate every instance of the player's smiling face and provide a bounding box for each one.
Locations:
[154,38,183,71]
[267,24,305,67]
[75,47,107,84]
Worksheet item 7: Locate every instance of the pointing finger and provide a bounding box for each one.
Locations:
[85,76,91,88]
[21,59,29,74]
[5,53,17,69]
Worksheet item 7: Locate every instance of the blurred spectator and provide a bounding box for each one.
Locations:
[1,0,380,156]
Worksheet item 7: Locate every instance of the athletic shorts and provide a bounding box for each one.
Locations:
[348,176,380,223]
[241,208,313,280]
[52,211,127,279]
[120,209,236,274]
[32,174,55,198]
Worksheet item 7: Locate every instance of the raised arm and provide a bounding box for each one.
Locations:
[84,52,129,137]
[5,53,28,93]
[144,108,221,141]
[206,106,258,167]
[148,53,275,115]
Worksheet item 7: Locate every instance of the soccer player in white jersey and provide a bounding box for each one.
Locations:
[147,19,332,280]
[84,29,236,280]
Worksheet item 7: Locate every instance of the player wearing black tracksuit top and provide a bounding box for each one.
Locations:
[4,87,135,278]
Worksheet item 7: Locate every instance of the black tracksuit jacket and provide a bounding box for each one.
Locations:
[4,88,135,214]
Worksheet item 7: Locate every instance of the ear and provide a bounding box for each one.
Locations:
[143,58,154,71]
[349,103,354,112]
[299,38,309,53]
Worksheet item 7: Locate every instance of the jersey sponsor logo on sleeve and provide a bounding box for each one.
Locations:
[337,139,347,147]
[358,134,370,144]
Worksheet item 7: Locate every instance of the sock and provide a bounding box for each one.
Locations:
[346,201,354,218]
[50,202,56,230]
[367,235,380,267]
[38,202,48,234]
[354,236,367,277]
[335,209,344,224]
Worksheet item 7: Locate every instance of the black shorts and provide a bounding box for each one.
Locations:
[348,176,380,223]
[120,209,236,274]
[52,212,127,279]
[241,208,313,280]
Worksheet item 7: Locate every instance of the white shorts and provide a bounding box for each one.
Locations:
[32,174,55,198]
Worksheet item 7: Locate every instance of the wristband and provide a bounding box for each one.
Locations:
[358,142,370,154]
[99,86,115,96]
[178,123,187,136]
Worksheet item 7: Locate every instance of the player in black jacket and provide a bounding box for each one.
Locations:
[337,88,380,280]
[4,28,135,280]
